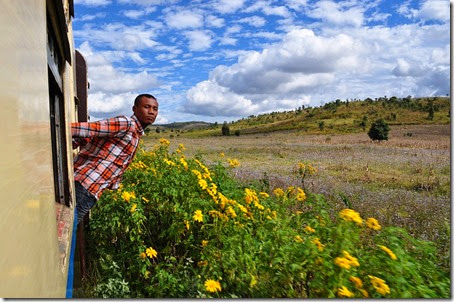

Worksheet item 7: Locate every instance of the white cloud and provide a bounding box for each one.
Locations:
[237,16,266,27]
[183,30,214,51]
[414,0,449,22]
[78,12,106,21]
[308,0,365,27]
[123,7,156,19]
[205,15,225,28]
[75,0,111,6]
[75,23,159,51]
[212,0,245,14]
[77,42,159,95]
[165,10,204,29]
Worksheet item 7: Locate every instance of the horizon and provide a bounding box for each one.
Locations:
[73,0,450,124]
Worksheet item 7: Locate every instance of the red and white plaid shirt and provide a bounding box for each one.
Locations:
[72,115,144,199]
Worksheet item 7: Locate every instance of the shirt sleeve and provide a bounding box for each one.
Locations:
[71,116,132,138]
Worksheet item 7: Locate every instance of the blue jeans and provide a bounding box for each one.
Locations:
[75,181,97,225]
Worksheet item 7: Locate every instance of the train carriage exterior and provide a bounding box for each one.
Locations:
[0,0,84,297]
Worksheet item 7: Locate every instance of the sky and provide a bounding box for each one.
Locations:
[73,0,450,124]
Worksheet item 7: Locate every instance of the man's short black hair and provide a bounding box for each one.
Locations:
[134,94,157,106]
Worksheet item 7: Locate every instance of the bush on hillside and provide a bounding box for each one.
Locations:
[368,118,389,141]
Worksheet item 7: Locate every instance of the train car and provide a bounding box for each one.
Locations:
[0,0,85,297]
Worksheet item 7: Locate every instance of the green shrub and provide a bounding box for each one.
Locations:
[85,139,450,298]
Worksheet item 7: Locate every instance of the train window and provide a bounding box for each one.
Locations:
[47,18,71,207]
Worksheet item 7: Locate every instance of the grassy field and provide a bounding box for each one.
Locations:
[143,124,450,270]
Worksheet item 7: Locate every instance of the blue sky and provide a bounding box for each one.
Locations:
[73,0,450,124]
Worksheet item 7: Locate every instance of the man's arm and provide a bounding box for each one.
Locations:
[71,116,132,139]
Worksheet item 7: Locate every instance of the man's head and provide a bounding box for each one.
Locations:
[133,94,159,128]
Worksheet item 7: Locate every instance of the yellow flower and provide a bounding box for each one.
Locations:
[146,247,158,259]
[142,196,150,203]
[259,192,269,198]
[197,260,208,267]
[121,191,136,202]
[296,187,306,202]
[359,289,369,298]
[304,225,315,233]
[342,251,360,267]
[225,206,237,218]
[349,276,363,288]
[337,286,354,298]
[227,158,240,168]
[334,257,351,269]
[184,220,190,230]
[198,179,208,190]
[193,210,203,222]
[130,204,137,213]
[201,240,208,247]
[144,271,151,279]
[139,252,147,259]
[294,235,304,243]
[311,237,325,251]
[366,217,382,230]
[287,186,295,195]
[307,164,317,175]
[379,245,397,260]
[273,188,285,198]
[159,138,170,146]
[339,209,363,226]
[368,275,390,295]
[220,152,225,157]
[192,169,203,179]
[204,279,222,293]
[178,143,186,150]
[244,188,259,204]
[180,157,188,170]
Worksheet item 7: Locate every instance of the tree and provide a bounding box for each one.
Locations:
[221,121,230,136]
[427,99,435,120]
[367,118,389,142]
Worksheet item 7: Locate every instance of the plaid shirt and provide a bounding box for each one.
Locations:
[72,115,144,199]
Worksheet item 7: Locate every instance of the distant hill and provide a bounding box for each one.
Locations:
[148,96,450,137]
[148,121,215,132]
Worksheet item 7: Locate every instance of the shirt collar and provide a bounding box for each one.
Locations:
[131,114,145,135]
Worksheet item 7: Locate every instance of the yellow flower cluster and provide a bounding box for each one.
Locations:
[146,247,158,259]
[194,159,212,181]
[163,158,176,166]
[273,188,285,198]
[294,235,304,243]
[121,191,136,202]
[204,279,222,293]
[311,237,325,251]
[337,286,354,298]
[304,225,315,233]
[159,138,170,146]
[349,276,369,297]
[339,209,363,226]
[130,204,137,213]
[201,240,208,247]
[378,245,397,260]
[297,162,317,175]
[366,217,381,230]
[179,157,188,170]
[130,160,147,170]
[227,158,240,168]
[334,251,360,269]
[295,187,306,202]
[193,210,203,222]
[368,275,390,295]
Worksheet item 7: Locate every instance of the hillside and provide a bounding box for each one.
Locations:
[149,96,450,137]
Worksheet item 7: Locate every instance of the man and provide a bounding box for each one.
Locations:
[72,94,158,224]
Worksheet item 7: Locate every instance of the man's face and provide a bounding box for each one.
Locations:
[133,97,159,127]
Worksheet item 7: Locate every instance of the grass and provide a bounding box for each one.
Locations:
[143,123,450,270]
